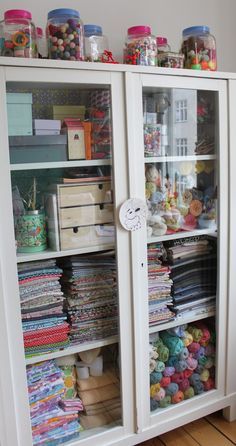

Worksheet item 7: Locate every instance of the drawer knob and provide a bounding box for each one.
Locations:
[119,198,147,231]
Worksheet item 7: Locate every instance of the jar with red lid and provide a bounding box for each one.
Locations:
[180,26,217,71]
[0,9,38,58]
[123,25,157,66]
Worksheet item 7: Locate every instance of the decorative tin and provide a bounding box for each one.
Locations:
[14,210,47,252]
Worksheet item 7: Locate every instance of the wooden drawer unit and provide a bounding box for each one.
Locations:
[59,203,114,228]
[58,182,112,207]
[47,181,114,250]
[60,224,114,250]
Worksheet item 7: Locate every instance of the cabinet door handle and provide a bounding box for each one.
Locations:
[119,198,147,231]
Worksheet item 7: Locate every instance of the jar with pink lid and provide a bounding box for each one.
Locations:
[0,9,38,58]
[123,25,157,65]
[156,36,170,54]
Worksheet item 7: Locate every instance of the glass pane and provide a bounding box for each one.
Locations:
[7,82,122,443]
[143,86,218,413]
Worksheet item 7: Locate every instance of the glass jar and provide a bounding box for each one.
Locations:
[156,36,170,54]
[36,27,46,58]
[0,9,37,58]
[181,26,216,71]
[123,25,157,66]
[84,24,109,62]
[47,8,84,61]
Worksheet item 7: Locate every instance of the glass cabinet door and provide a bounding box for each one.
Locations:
[126,73,228,432]
[0,65,134,446]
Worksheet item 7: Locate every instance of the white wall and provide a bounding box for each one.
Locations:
[1,1,236,73]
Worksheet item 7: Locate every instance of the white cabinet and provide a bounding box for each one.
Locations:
[0,59,235,446]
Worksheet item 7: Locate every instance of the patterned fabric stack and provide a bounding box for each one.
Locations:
[148,243,175,326]
[18,259,70,358]
[27,360,82,445]
[61,255,118,344]
[165,237,217,316]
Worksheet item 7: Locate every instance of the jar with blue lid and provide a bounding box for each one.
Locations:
[181,25,216,71]
[84,24,109,62]
[0,9,38,58]
[46,8,84,61]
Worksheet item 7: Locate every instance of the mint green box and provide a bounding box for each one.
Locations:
[7,93,33,136]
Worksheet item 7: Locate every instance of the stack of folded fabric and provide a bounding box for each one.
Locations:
[77,369,121,429]
[61,255,118,344]
[148,243,175,326]
[27,360,82,445]
[165,237,217,316]
[18,259,70,358]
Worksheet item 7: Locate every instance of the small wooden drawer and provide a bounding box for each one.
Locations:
[58,183,112,207]
[59,203,114,229]
[60,224,115,250]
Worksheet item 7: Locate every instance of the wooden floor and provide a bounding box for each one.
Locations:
[139,411,236,445]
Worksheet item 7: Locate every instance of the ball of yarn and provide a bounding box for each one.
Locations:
[154,339,169,362]
[150,383,160,398]
[166,356,177,368]
[171,390,184,404]
[160,332,184,356]
[203,377,215,391]
[167,324,187,337]
[155,360,165,373]
[160,376,171,387]
[184,386,195,399]
[188,342,200,354]
[163,366,175,377]
[193,381,204,394]
[198,355,208,367]
[205,344,215,356]
[189,373,201,386]
[205,357,214,369]
[182,331,193,346]
[200,369,210,382]
[183,369,193,379]
[150,398,159,411]
[178,347,189,360]
[186,356,198,371]
[195,364,205,374]
[171,372,184,384]
[153,387,165,402]
[166,382,179,396]
[150,371,163,385]
[173,359,187,372]
[178,378,190,392]
[188,326,203,342]
[159,395,171,408]
[194,346,205,360]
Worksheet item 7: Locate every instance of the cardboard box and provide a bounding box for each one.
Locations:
[62,119,92,160]
[33,119,61,135]
[53,105,85,122]
[9,134,68,163]
[7,93,33,136]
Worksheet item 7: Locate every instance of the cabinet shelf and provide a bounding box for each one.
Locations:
[144,155,216,164]
[25,335,119,366]
[147,228,217,244]
[10,159,112,171]
[149,309,215,334]
[16,243,115,263]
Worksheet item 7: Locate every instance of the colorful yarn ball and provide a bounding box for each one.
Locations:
[150,371,163,385]
[150,383,160,398]
[153,387,166,402]
[184,386,195,399]
[166,382,179,396]
[171,372,184,384]
[159,395,172,408]
[178,347,189,360]
[160,376,171,387]
[163,366,175,377]
[186,356,198,371]
[160,332,184,356]
[188,326,203,342]
[183,369,193,379]
[155,360,165,373]
[182,331,193,347]
[200,369,210,382]
[188,342,200,354]
[171,390,184,404]
[178,378,190,392]
[150,398,159,411]
[205,357,214,369]
[173,359,187,372]
[203,377,215,391]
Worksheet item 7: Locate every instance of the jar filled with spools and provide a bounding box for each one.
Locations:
[0,9,38,58]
